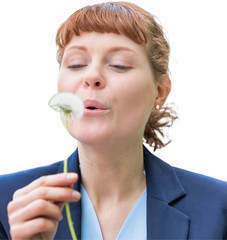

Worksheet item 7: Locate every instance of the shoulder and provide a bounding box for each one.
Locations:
[0,160,63,198]
[144,145,227,206]
[173,167,227,209]
[0,148,79,203]
[0,160,63,185]
[173,167,227,219]
[174,166,227,196]
[172,167,227,237]
[144,145,227,197]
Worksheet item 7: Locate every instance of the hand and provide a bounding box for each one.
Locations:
[7,173,80,240]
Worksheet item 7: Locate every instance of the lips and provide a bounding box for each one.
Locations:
[83,99,109,112]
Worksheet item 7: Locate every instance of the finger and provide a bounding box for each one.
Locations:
[13,173,78,198]
[10,217,59,240]
[9,199,63,224]
[8,186,80,213]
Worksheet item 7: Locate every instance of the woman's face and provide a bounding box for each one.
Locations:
[58,32,158,147]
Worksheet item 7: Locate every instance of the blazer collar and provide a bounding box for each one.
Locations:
[144,146,190,239]
[57,146,190,239]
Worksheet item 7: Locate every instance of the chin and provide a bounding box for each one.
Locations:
[71,129,111,146]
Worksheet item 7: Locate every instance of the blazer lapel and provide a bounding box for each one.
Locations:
[147,197,190,239]
[144,146,190,239]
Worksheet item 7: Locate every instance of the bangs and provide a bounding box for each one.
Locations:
[56,2,150,62]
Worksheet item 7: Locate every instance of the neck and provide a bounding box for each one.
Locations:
[77,141,146,203]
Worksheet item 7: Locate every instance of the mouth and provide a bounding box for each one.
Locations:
[86,106,98,110]
[83,99,109,114]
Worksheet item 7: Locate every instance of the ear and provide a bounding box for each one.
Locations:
[155,74,171,107]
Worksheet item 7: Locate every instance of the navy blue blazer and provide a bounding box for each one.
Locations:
[0,146,227,239]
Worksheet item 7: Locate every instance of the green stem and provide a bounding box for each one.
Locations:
[65,114,68,130]
[63,120,77,240]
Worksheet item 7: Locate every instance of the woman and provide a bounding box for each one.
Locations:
[0,2,227,239]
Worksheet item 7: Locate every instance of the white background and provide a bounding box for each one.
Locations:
[0,0,226,181]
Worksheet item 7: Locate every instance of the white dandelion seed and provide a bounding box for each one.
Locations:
[48,92,84,121]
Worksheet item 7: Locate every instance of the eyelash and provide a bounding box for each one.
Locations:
[67,64,86,69]
[110,65,131,70]
[67,64,132,72]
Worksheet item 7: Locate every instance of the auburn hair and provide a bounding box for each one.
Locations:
[55,1,178,151]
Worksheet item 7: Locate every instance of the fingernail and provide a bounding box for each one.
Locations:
[72,191,80,198]
[66,173,77,179]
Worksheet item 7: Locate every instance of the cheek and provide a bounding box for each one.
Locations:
[58,75,84,96]
[57,80,69,93]
[117,78,156,126]
[57,70,76,93]
[57,71,66,92]
[121,78,156,110]
[57,79,64,92]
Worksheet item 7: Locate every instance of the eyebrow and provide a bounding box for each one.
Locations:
[65,46,86,53]
[65,45,136,54]
[108,47,136,54]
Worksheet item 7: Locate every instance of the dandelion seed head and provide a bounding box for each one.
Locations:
[49,92,84,120]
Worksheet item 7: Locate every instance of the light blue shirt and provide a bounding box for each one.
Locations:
[81,185,147,239]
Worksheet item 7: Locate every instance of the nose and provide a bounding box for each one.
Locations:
[83,66,106,89]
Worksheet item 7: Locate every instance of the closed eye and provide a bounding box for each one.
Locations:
[111,65,131,70]
[67,64,87,70]
[109,65,132,73]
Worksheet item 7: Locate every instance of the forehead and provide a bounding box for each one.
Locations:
[64,32,148,55]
